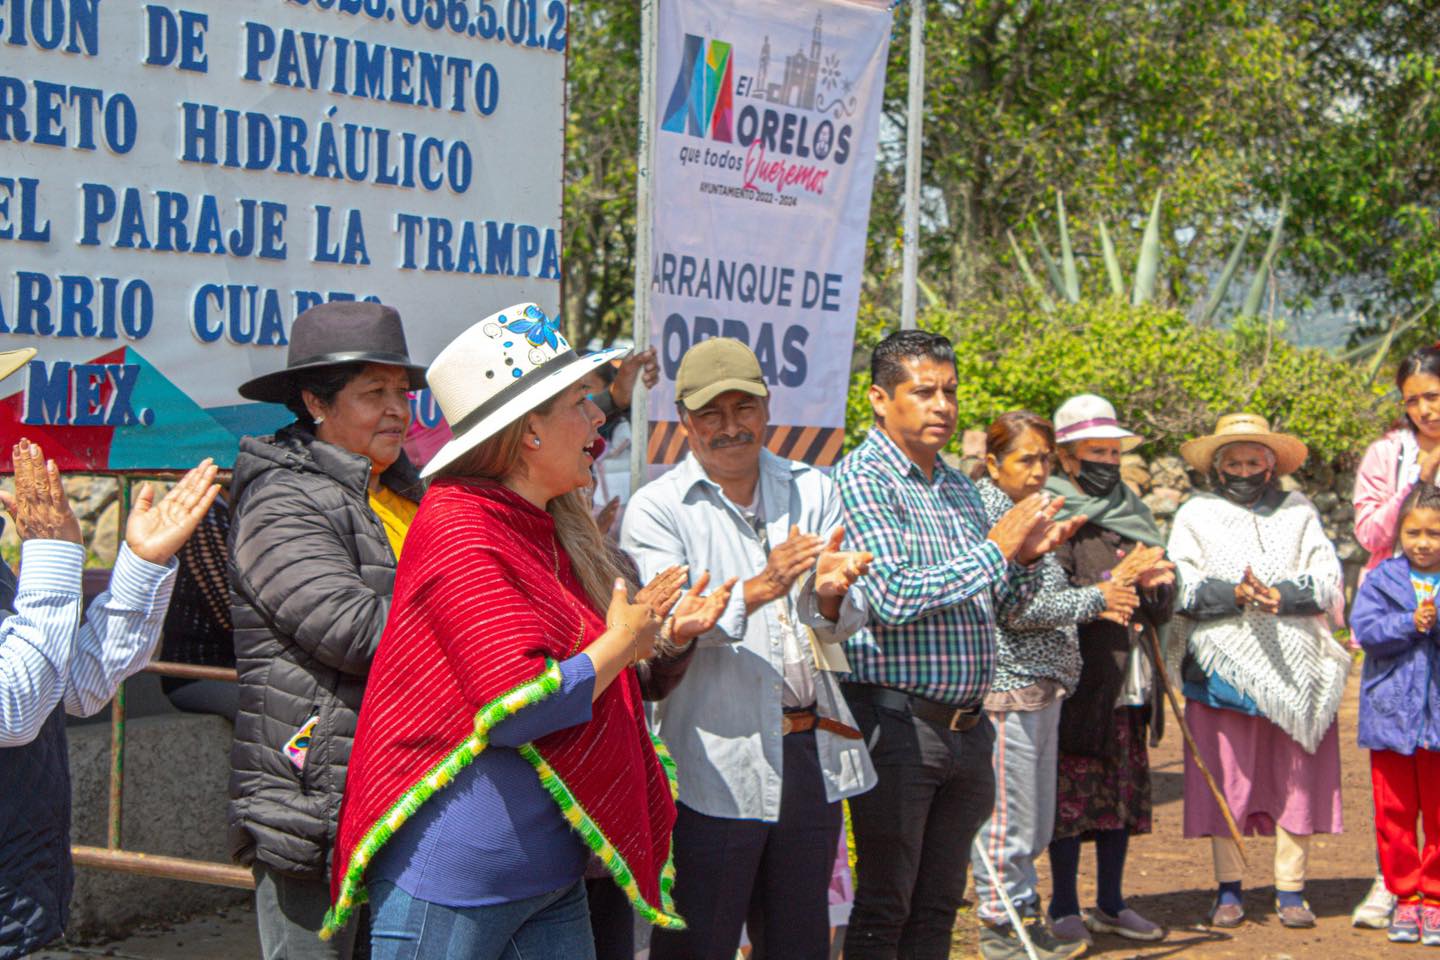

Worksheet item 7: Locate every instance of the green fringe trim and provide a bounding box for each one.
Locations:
[517,730,686,930]
[319,660,565,940]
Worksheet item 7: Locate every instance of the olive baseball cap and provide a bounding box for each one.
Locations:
[675,338,770,411]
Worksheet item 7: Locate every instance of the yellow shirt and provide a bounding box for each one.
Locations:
[369,485,420,560]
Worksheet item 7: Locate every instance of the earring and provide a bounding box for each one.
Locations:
[314,416,325,425]
[533,438,542,447]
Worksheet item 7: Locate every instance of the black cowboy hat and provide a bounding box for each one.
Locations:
[238,302,427,404]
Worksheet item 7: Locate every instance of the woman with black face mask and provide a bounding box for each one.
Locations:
[1168,415,1349,932]
[1041,395,1177,948]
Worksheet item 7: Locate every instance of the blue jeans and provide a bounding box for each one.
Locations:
[368,879,596,960]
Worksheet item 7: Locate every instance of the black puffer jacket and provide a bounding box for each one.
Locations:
[226,423,422,878]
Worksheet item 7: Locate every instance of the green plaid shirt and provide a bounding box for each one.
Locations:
[835,429,1038,706]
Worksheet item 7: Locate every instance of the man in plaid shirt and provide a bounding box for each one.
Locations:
[835,331,1083,960]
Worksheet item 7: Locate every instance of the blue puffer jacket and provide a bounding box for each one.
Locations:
[1351,556,1440,755]
[0,561,73,960]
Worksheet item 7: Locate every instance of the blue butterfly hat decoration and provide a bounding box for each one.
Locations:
[505,305,563,350]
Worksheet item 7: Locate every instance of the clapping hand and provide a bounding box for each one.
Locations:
[670,571,739,645]
[753,525,826,605]
[1234,565,1281,614]
[814,526,872,599]
[636,565,689,620]
[124,459,222,565]
[606,578,663,663]
[1416,600,1437,634]
[0,440,82,544]
[1096,578,1140,625]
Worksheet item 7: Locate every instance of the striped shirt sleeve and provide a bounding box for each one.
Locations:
[840,462,1006,626]
[62,544,178,719]
[0,540,85,746]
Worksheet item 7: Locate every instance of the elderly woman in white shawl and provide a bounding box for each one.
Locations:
[1167,414,1350,931]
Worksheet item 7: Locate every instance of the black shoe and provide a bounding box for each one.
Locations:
[979,917,1088,960]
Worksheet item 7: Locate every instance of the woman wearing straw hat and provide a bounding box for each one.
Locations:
[326,304,729,959]
[1043,394,1175,947]
[1169,414,1350,930]
[228,301,429,960]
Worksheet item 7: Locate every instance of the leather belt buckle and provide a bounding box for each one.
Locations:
[948,708,980,733]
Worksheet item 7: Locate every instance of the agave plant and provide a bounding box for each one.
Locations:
[1005,190,1289,325]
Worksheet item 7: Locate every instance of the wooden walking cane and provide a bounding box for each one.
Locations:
[1145,625,1248,866]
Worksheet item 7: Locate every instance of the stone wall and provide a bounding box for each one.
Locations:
[0,475,129,566]
[1121,452,1366,598]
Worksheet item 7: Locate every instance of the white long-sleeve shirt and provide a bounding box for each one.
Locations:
[0,540,177,747]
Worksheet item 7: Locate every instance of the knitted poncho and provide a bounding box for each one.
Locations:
[1168,490,1350,753]
[324,481,681,936]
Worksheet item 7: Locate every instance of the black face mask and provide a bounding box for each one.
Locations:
[1217,470,1271,505]
[1074,459,1121,497]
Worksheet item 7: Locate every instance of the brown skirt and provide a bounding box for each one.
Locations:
[1054,705,1152,842]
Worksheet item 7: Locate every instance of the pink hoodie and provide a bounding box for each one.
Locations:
[1354,430,1416,576]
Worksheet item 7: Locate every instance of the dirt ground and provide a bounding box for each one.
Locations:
[950,670,1408,959]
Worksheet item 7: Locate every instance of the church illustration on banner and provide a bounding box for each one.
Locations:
[752,13,840,112]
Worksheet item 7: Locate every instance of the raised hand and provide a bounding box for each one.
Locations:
[123,458,222,565]
[670,571,740,644]
[594,496,621,536]
[606,578,663,663]
[635,564,689,620]
[610,348,660,409]
[0,439,82,544]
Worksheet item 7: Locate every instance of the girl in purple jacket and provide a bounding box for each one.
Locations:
[1352,482,1440,946]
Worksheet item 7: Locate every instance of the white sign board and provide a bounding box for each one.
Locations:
[0,0,565,469]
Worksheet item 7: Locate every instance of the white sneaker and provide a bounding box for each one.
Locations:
[1351,873,1396,929]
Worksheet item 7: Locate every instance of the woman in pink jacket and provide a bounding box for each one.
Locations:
[1356,345,1440,578]
[1350,342,1440,929]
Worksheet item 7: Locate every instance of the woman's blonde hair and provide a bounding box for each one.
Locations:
[434,397,623,612]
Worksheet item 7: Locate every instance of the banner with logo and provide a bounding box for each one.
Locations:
[0,0,565,470]
[645,0,891,468]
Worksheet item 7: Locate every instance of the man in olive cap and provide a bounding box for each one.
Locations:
[0,347,222,959]
[622,337,875,960]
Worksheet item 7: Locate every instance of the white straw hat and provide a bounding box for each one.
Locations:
[1180,413,1308,476]
[421,304,627,478]
[1052,394,1143,451]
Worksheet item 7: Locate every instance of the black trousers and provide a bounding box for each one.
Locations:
[649,729,842,960]
[842,692,997,960]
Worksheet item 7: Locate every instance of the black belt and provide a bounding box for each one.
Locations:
[841,683,983,733]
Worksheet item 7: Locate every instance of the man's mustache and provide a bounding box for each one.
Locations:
[709,431,757,449]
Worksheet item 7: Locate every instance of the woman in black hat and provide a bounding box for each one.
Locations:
[226,302,427,960]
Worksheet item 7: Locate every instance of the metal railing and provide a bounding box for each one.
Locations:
[69,659,254,890]
[68,475,254,890]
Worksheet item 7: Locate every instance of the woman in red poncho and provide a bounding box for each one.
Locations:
[325,304,723,958]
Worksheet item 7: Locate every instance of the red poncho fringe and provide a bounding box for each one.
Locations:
[323,480,681,937]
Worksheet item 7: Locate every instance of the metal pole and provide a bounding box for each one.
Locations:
[899,0,926,330]
[106,476,131,850]
[629,0,660,494]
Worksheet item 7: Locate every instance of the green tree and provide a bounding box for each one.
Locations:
[562,0,642,348]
